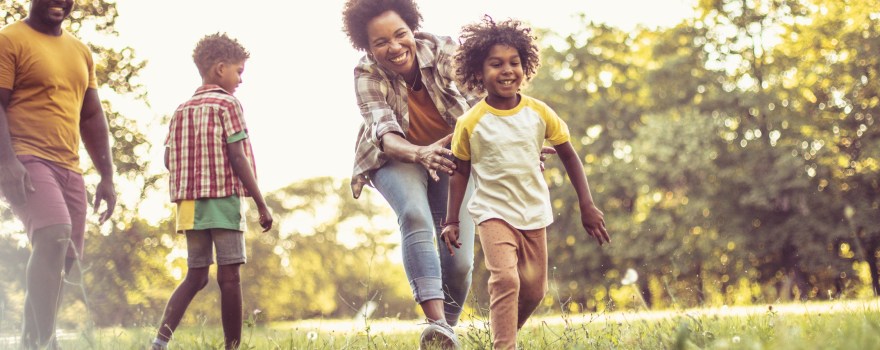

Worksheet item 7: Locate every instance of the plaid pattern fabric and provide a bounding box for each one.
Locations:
[166,85,256,201]
[350,32,479,197]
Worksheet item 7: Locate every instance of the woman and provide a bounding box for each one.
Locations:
[342,0,476,347]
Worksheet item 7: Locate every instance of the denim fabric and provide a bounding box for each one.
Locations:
[372,159,475,325]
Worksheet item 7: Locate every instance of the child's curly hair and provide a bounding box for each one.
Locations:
[192,33,250,77]
[455,16,540,94]
[342,0,422,51]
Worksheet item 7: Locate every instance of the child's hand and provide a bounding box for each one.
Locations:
[440,224,461,256]
[257,206,273,232]
[581,205,610,246]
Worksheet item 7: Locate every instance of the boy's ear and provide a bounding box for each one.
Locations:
[212,62,226,78]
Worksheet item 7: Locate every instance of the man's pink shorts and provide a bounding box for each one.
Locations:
[9,155,87,259]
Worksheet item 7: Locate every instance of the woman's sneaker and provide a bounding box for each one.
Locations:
[419,319,461,350]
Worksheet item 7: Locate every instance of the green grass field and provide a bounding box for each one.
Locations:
[3,300,879,349]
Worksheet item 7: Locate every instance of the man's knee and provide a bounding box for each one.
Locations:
[31,224,72,253]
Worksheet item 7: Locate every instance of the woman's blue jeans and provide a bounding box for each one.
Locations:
[372,159,475,325]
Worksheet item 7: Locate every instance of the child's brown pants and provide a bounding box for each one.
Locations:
[478,219,548,350]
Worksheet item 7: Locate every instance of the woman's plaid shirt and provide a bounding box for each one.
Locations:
[166,85,256,201]
[350,32,477,198]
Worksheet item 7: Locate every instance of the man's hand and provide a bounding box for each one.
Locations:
[0,158,34,205]
[93,177,116,224]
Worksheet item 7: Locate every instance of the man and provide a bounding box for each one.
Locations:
[0,0,116,347]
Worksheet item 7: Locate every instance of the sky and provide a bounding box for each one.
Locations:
[108,0,696,193]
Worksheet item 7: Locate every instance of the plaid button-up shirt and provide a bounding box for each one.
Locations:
[166,85,256,201]
[350,32,478,198]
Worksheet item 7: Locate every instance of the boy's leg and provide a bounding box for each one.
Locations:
[478,219,521,350]
[217,264,242,350]
[213,228,246,350]
[21,224,72,349]
[515,228,548,330]
[155,231,212,343]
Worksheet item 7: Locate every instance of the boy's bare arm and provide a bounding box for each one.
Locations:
[554,141,610,245]
[440,158,471,255]
[227,141,273,232]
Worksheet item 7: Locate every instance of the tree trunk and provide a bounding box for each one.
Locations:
[695,261,705,305]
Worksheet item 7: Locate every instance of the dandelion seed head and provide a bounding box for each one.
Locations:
[621,268,639,286]
[307,331,318,341]
[732,335,741,343]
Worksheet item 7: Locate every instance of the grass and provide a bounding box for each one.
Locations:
[2,300,879,349]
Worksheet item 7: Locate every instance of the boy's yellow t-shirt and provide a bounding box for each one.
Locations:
[0,21,98,172]
[452,95,571,230]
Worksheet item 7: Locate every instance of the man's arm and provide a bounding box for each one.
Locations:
[79,88,116,224]
[0,88,33,205]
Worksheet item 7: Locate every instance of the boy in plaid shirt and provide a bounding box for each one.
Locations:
[152,33,273,350]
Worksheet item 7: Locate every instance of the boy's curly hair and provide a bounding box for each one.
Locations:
[342,0,422,51]
[192,33,250,77]
[454,16,540,94]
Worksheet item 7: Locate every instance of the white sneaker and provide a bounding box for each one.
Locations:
[419,320,461,350]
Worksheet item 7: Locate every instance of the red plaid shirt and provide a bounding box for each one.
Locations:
[165,85,256,201]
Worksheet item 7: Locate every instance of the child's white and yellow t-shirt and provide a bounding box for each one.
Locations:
[451,95,571,230]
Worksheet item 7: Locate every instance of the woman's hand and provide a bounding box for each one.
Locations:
[539,146,556,171]
[415,134,456,181]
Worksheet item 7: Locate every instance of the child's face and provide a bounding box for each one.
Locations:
[365,10,418,78]
[216,60,245,94]
[479,44,523,106]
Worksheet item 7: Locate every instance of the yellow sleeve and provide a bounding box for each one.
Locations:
[541,103,571,146]
[0,33,15,90]
[451,116,471,161]
[86,48,97,89]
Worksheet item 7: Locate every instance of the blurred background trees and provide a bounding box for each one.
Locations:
[0,0,877,330]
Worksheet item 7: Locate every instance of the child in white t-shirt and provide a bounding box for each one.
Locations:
[441,17,611,350]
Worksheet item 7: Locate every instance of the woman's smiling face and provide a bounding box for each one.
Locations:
[366,10,418,78]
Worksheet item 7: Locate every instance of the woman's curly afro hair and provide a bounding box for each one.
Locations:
[342,0,423,51]
[454,16,540,94]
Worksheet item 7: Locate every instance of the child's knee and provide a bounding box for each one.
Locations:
[216,265,241,289]
[520,286,546,306]
[488,269,519,295]
[185,268,210,290]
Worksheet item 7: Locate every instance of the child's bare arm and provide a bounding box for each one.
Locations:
[554,141,610,245]
[227,141,273,232]
[441,158,471,255]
